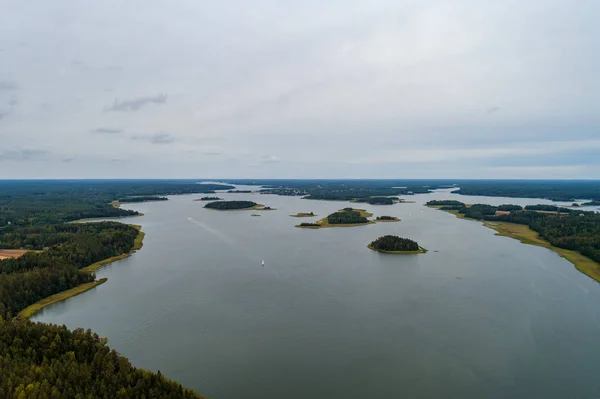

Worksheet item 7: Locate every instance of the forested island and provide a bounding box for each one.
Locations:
[354,196,399,205]
[117,196,168,203]
[228,190,252,193]
[195,196,223,201]
[376,215,400,222]
[425,200,600,282]
[368,235,426,254]
[0,180,217,397]
[296,208,375,228]
[203,200,274,210]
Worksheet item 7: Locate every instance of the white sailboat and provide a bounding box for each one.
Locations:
[261,260,265,266]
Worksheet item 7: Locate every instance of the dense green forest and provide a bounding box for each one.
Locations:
[427,200,600,264]
[369,235,420,252]
[327,210,368,224]
[225,179,600,202]
[497,204,523,211]
[376,216,396,221]
[425,200,465,206]
[0,180,233,227]
[204,200,257,210]
[355,197,396,205]
[450,180,600,201]
[299,222,320,227]
[117,196,168,203]
[227,190,252,193]
[198,196,222,201]
[0,320,203,398]
[0,180,215,397]
[0,222,138,319]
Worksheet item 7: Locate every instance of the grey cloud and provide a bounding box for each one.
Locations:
[104,94,167,112]
[131,132,175,144]
[0,149,48,162]
[0,109,9,121]
[487,106,500,114]
[261,155,281,163]
[8,96,18,106]
[91,127,123,134]
[62,157,75,163]
[0,81,17,91]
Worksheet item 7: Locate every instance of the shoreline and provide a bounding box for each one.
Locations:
[436,207,600,283]
[17,278,108,319]
[367,244,427,254]
[19,224,145,319]
[296,208,375,229]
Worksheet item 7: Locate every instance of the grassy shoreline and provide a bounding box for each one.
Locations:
[367,244,427,254]
[433,207,600,283]
[19,225,145,319]
[17,278,108,319]
[296,208,375,228]
[290,212,317,217]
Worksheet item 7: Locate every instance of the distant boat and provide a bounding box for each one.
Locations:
[261,260,265,266]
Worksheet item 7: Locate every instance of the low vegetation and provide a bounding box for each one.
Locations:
[291,212,316,217]
[368,235,426,254]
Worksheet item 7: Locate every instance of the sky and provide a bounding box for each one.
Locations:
[0,0,599,179]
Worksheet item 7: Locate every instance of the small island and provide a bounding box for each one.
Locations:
[195,196,223,201]
[296,208,375,228]
[204,200,271,210]
[228,190,252,193]
[368,235,426,254]
[291,212,316,217]
[375,215,400,222]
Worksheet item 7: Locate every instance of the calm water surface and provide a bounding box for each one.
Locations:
[33,188,600,398]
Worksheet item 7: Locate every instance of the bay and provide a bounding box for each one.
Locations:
[33,187,600,399]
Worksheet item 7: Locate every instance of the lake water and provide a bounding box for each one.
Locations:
[33,188,600,399]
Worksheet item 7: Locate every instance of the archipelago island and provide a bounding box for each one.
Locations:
[368,235,427,254]
[203,200,274,210]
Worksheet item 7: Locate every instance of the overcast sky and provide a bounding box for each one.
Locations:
[1,0,599,179]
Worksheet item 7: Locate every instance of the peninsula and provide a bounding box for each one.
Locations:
[425,200,600,282]
[368,235,426,254]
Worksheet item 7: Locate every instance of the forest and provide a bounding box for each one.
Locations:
[204,200,257,210]
[0,180,233,227]
[450,180,600,201]
[355,197,396,205]
[0,180,215,397]
[198,196,222,201]
[0,222,139,319]
[582,200,600,206]
[376,216,396,221]
[0,320,203,398]
[427,200,600,264]
[327,210,368,224]
[223,179,600,202]
[369,235,420,252]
